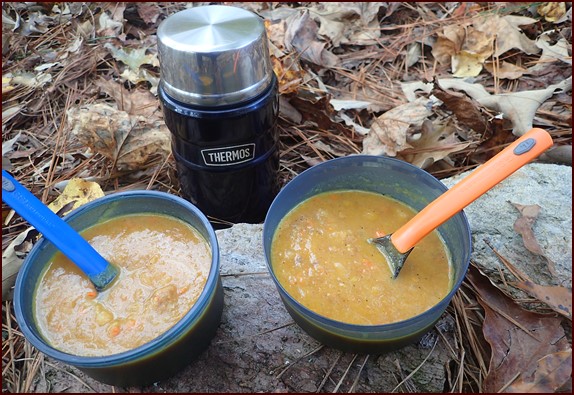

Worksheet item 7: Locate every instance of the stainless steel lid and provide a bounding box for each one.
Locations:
[157,5,274,107]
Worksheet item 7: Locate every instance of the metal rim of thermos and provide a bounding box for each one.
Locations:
[157,5,275,107]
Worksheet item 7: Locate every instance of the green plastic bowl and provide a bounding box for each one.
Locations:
[14,191,224,387]
[263,155,471,353]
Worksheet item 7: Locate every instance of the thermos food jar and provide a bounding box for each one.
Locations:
[157,5,280,227]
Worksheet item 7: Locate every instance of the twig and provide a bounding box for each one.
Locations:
[316,351,343,393]
[481,299,541,342]
[43,361,98,392]
[332,353,357,393]
[215,321,296,345]
[497,371,522,393]
[348,354,369,393]
[392,336,438,393]
[274,344,324,379]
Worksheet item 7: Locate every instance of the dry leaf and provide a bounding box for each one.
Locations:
[530,33,571,73]
[67,103,170,171]
[2,227,36,300]
[437,77,572,135]
[467,265,571,393]
[279,95,302,124]
[2,179,104,300]
[513,280,572,319]
[484,61,528,80]
[452,51,486,78]
[47,178,105,215]
[338,113,370,136]
[505,349,572,392]
[432,87,488,133]
[287,93,351,135]
[432,24,494,77]
[2,76,15,94]
[2,131,22,156]
[2,105,22,124]
[432,24,467,66]
[474,15,540,58]
[95,78,160,117]
[537,2,567,23]
[96,8,124,37]
[305,2,384,46]
[453,28,495,77]
[11,71,52,88]
[104,43,159,86]
[19,11,55,36]
[263,14,292,52]
[136,3,161,25]
[432,35,458,66]
[399,121,471,169]
[493,243,573,319]
[511,202,558,277]
[401,81,433,102]
[362,97,432,156]
[329,99,372,111]
[104,43,159,71]
[270,55,306,95]
[283,10,340,68]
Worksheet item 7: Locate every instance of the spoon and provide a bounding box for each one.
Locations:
[369,128,554,279]
[2,170,119,291]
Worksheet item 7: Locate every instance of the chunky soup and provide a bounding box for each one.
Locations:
[271,190,452,325]
[34,213,212,356]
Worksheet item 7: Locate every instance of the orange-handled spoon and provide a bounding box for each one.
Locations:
[369,128,554,279]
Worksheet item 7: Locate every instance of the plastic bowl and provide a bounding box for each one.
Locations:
[13,191,224,387]
[263,155,471,353]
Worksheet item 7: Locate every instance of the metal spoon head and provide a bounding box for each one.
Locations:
[368,234,413,279]
[90,262,120,292]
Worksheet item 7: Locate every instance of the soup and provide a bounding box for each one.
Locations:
[270,190,452,325]
[34,213,212,356]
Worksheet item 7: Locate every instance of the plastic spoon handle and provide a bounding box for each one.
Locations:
[391,128,554,253]
[2,170,118,291]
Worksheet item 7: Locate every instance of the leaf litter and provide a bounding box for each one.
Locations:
[2,2,572,393]
[467,265,571,393]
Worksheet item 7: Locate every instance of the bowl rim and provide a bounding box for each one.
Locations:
[263,154,472,333]
[13,190,220,367]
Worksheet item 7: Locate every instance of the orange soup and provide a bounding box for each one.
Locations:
[271,190,452,325]
[34,213,211,356]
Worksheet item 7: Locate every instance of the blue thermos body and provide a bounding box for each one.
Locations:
[157,5,280,225]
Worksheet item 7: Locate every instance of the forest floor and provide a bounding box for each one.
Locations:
[2,2,572,393]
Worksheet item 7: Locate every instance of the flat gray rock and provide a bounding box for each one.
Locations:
[442,163,572,291]
[30,163,571,393]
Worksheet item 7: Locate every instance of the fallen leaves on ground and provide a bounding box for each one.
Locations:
[511,202,558,277]
[437,77,572,135]
[506,350,572,392]
[66,103,170,172]
[487,237,572,320]
[2,178,104,300]
[1,3,572,392]
[362,97,433,156]
[512,280,573,320]
[47,178,104,215]
[467,265,571,393]
[398,120,472,169]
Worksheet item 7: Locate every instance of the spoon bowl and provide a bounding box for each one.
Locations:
[2,170,119,291]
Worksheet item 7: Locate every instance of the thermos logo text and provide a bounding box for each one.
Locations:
[201,144,256,166]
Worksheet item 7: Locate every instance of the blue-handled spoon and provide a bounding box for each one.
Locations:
[2,170,119,291]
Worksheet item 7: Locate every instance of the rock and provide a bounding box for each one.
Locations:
[442,163,572,292]
[29,163,572,393]
[32,225,457,393]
